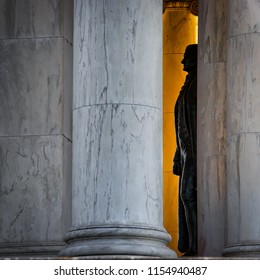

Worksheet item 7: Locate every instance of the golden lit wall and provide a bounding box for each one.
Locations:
[163,9,198,255]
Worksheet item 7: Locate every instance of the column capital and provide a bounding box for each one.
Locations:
[163,0,198,16]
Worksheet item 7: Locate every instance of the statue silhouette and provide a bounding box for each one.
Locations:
[173,44,197,256]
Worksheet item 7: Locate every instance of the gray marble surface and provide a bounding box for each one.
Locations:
[60,225,176,258]
[61,0,176,258]
[0,0,73,42]
[71,0,164,229]
[228,0,260,38]
[225,0,260,257]
[0,135,71,243]
[199,0,227,63]
[0,37,72,140]
[72,104,163,228]
[197,156,226,256]
[227,33,260,137]
[0,0,73,257]
[73,0,162,109]
[198,62,226,158]
[227,133,260,243]
[197,0,227,256]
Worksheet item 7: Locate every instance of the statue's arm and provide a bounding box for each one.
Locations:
[187,78,197,159]
[173,147,181,175]
[173,98,181,176]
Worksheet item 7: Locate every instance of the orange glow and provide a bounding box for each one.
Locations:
[163,9,198,256]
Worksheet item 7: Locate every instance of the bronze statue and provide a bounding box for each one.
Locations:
[173,44,197,256]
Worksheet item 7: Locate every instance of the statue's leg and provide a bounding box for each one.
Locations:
[178,181,189,253]
[180,157,197,255]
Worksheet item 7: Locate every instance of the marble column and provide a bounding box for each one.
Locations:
[197,0,227,256]
[163,7,197,255]
[60,0,176,258]
[223,0,260,257]
[0,0,73,256]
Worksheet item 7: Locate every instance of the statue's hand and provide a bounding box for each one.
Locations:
[173,161,181,175]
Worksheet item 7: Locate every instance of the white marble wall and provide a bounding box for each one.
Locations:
[0,0,72,256]
[224,0,260,257]
[197,0,227,256]
[60,0,176,258]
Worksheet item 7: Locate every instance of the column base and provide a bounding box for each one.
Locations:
[0,242,65,258]
[223,243,260,257]
[59,225,177,259]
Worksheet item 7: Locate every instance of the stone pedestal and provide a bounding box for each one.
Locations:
[60,0,176,258]
[0,0,73,256]
[223,0,260,257]
[197,0,227,256]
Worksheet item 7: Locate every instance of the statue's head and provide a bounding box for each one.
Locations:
[181,44,198,72]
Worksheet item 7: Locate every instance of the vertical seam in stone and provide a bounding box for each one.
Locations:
[236,134,241,240]
[101,0,108,104]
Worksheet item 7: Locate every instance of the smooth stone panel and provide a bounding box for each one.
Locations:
[72,104,163,228]
[197,156,226,256]
[73,0,162,108]
[227,34,260,137]
[198,62,226,158]
[198,0,227,257]
[0,135,70,243]
[199,0,227,63]
[0,0,73,40]
[228,0,260,38]
[226,133,260,243]
[0,38,72,139]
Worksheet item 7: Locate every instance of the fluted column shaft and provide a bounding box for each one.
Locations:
[60,0,176,258]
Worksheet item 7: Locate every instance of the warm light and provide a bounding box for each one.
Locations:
[163,9,198,255]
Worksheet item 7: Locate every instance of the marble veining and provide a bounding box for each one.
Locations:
[73,0,162,109]
[0,0,73,42]
[197,0,227,256]
[199,0,227,64]
[227,33,260,137]
[197,156,226,256]
[61,0,176,258]
[0,135,70,243]
[198,62,226,158]
[0,37,72,139]
[224,0,260,256]
[228,0,260,38]
[71,104,163,228]
[0,0,73,252]
[227,133,260,243]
